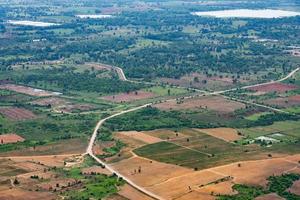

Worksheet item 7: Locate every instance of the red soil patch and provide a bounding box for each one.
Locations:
[0,84,59,97]
[0,134,25,144]
[118,131,162,144]
[0,107,36,120]
[195,128,242,142]
[266,95,300,108]
[288,180,300,195]
[101,91,156,102]
[255,193,285,200]
[249,83,298,93]
[154,96,245,113]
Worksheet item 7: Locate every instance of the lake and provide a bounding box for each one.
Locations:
[191,9,300,18]
[8,20,60,27]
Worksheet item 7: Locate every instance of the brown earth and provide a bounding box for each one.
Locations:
[118,184,154,200]
[31,97,67,107]
[0,187,56,200]
[0,134,25,144]
[154,96,245,113]
[0,84,59,97]
[288,180,300,195]
[0,107,36,120]
[266,95,300,108]
[249,83,298,93]
[118,131,163,144]
[195,128,242,142]
[57,104,94,113]
[255,193,285,200]
[142,129,187,140]
[101,91,156,103]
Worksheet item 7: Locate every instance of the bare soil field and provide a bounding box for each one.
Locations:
[248,82,298,93]
[0,107,36,120]
[57,104,95,113]
[0,84,60,97]
[288,180,300,195]
[0,187,56,200]
[101,91,156,103]
[255,193,285,200]
[118,131,163,144]
[265,95,300,108]
[117,184,155,200]
[110,157,193,187]
[31,97,67,107]
[195,128,242,142]
[0,138,87,157]
[0,134,25,144]
[143,129,187,140]
[154,96,245,113]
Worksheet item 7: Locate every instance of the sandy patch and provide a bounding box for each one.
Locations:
[0,134,25,144]
[0,84,60,97]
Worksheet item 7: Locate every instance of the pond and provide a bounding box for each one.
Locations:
[8,20,60,27]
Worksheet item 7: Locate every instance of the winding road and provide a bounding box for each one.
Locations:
[86,65,299,200]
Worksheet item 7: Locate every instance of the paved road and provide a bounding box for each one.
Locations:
[87,65,299,200]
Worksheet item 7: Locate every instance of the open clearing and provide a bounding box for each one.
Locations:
[289,179,300,195]
[266,95,300,108]
[195,128,242,142]
[31,97,68,107]
[118,131,163,144]
[0,134,25,144]
[248,82,298,93]
[0,84,60,97]
[101,91,156,102]
[142,129,187,140]
[154,96,245,113]
[0,107,36,120]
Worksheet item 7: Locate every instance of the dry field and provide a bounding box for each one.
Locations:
[154,96,245,113]
[31,97,67,107]
[249,82,298,93]
[57,104,94,113]
[0,84,59,97]
[118,131,163,144]
[117,184,155,200]
[195,128,242,142]
[0,107,36,120]
[265,95,300,108]
[0,134,25,144]
[0,187,56,200]
[255,193,284,200]
[288,179,300,195]
[0,138,87,157]
[101,91,156,103]
[143,129,188,140]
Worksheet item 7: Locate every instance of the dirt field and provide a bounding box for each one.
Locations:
[0,134,25,144]
[154,96,245,113]
[255,193,284,200]
[288,180,300,195]
[143,129,188,140]
[0,187,56,200]
[118,131,163,144]
[101,91,156,102]
[249,83,298,93]
[0,84,60,97]
[57,104,94,113]
[0,138,87,157]
[0,107,36,120]
[31,97,67,107]
[118,184,155,200]
[266,95,300,108]
[195,128,242,142]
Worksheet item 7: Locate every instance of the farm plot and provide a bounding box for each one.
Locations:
[101,91,156,103]
[248,82,298,93]
[154,96,245,113]
[118,131,162,144]
[0,134,25,144]
[0,84,60,97]
[134,129,277,170]
[0,107,36,120]
[142,129,187,140]
[31,97,67,107]
[265,95,300,108]
[195,128,242,142]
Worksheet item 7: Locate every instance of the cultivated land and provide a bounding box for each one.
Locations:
[1,0,300,199]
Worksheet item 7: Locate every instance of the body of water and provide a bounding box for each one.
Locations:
[8,20,60,27]
[191,9,300,18]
